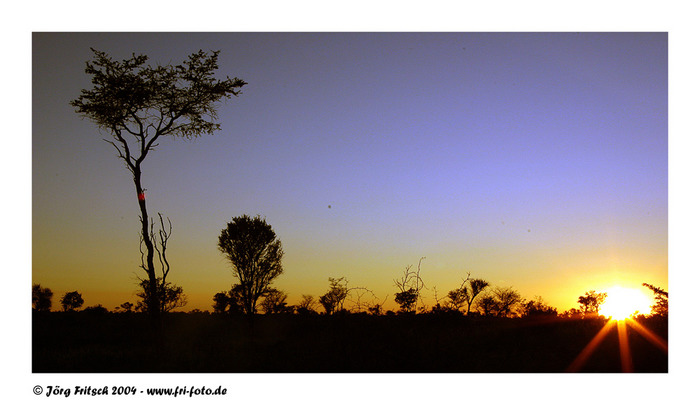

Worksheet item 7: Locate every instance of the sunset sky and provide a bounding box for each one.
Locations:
[32,32,667,313]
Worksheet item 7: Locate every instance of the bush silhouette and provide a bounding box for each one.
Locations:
[32,284,53,312]
[135,278,187,313]
[319,277,348,315]
[60,291,84,312]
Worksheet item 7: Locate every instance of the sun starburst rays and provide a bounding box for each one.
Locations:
[566,317,667,372]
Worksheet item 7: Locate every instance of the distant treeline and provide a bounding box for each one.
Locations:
[32,277,668,319]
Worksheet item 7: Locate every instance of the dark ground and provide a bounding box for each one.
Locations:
[32,312,668,373]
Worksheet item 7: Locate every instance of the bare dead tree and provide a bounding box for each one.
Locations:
[393,257,426,313]
[432,286,445,308]
[318,277,388,315]
[429,286,459,313]
[136,213,186,314]
[139,213,173,308]
[345,286,389,314]
[153,213,172,283]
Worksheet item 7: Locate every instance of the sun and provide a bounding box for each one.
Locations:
[599,286,653,320]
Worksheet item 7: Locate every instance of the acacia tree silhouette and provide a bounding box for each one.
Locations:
[445,273,489,315]
[492,286,523,317]
[71,49,246,320]
[476,294,498,316]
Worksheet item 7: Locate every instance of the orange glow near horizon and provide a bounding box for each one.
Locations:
[31,33,668,317]
[599,286,653,320]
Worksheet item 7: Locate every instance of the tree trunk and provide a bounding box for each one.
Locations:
[133,166,160,320]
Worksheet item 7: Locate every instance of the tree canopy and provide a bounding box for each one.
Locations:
[319,277,349,315]
[643,283,668,316]
[71,48,245,319]
[218,215,284,315]
[32,284,53,312]
[260,288,291,314]
[578,290,607,315]
[60,291,85,312]
[446,276,489,315]
[135,278,187,313]
[71,48,246,141]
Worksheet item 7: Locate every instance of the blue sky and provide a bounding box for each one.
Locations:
[32,32,667,312]
[9,0,700,398]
